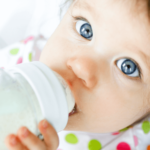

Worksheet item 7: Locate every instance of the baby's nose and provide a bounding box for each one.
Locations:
[67,56,98,89]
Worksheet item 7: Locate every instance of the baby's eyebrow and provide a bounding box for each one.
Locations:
[72,1,95,17]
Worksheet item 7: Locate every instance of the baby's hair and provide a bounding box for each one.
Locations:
[148,0,150,18]
[147,0,150,11]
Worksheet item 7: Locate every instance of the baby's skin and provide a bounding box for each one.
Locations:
[5,0,150,149]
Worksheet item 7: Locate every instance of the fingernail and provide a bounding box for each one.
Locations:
[42,120,48,129]
[10,136,17,146]
[21,127,29,138]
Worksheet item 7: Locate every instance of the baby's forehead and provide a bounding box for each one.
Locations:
[73,0,148,15]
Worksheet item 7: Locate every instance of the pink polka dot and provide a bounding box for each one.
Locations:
[133,136,138,147]
[117,142,131,150]
[24,36,34,44]
[17,57,23,64]
[112,132,120,135]
[1,67,4,69]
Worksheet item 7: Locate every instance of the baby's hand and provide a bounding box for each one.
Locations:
[5,119,59,150]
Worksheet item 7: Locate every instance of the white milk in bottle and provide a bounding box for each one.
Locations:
[0,61,75,150]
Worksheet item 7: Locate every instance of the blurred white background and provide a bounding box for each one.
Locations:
[0,0,69,49]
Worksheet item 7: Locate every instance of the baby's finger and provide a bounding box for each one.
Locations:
[38,119,59,150]
[17,126,46,150]
[5,134,29,150]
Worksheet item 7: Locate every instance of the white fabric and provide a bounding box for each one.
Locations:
[0,0,64,49]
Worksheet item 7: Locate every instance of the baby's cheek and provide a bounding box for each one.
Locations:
[84,87,143,132]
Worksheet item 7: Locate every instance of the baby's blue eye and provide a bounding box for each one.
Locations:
[116,59,139,77]
[76,20,93,40]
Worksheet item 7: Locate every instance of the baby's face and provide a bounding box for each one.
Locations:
[39,0,150,133]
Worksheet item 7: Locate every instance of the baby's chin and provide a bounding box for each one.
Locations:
[63,114,128,133]
[63,126,126,134]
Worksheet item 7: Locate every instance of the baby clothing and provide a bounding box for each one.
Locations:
[1,0,150,150]
[57,115,150,150]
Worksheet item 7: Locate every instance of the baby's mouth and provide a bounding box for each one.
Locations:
[69,103,77,116]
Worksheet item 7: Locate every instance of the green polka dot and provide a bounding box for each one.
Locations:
[28,53,32,61]
[10,48,19,55]
[88,139,102,150]
[65,133,78,144]
[142,121,150,134]
[119,127,129,132]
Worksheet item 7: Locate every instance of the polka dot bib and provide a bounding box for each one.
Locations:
[57,115,150,150]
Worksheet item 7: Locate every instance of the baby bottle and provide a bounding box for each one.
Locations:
[0,61,75,150]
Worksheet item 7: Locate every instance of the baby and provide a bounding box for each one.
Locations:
[5,0,150,149]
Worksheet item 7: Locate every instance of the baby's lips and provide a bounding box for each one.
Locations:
[69,103,77,116]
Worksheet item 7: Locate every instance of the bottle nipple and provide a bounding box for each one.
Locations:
[53,72,75,113]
